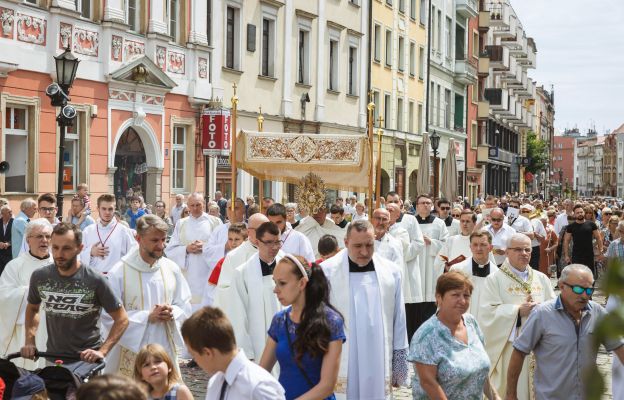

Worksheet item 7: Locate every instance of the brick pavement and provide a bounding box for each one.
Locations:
[181,284,615,399]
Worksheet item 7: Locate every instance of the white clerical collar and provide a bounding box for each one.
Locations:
[508,264,529,281]
[97,219,117,229]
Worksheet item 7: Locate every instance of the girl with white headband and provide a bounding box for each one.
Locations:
[259,254,345,400]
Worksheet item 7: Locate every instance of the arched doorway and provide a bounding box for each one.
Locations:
[408,170,418,201]
[114,128,148,212]
[380,169,391,200]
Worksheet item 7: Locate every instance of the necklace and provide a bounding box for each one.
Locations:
[96,220,118,247]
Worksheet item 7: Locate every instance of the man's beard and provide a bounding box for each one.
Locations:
[147,251,163,260]
[56,254,78,271]
[576,216,584,222]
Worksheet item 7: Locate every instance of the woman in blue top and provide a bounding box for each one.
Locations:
[408,271,501,400]
[260,254,345,400]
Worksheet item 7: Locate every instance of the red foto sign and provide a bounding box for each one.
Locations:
[202,110,231,156]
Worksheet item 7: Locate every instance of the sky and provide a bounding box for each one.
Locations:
[510,0,624,135]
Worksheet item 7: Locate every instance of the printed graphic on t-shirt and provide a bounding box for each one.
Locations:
[37,281,99,319]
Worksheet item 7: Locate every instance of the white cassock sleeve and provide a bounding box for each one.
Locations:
[297,234,316,263]
[391,267,409,386]
[165,223,188,271]
[230,266,255,359]
[404,219,425,262]
[428,220,449,254]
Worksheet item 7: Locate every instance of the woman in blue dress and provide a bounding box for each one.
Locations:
[408,271,501,400]
[260,254,345,400]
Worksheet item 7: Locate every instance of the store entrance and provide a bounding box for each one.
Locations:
[114,127,148,212]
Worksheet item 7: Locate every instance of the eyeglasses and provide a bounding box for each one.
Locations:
[28,234,52,241]
[491,218,503,222]
[440,207,451,210]
[452,214,462,218]
[40,207,56,213]
[258,239,282,248]
[509,247,532,253]
[563,282,595,296]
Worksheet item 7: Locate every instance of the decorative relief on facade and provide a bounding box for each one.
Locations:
[167,51,185,74]
[142,94,165,105]
[124,39,145,60]
[109,89,136,102]
[111,35,122,61]
[73,26,98,56]
[16,13,46,45]
[198,57,207,79]
[59,22,72,49]
[156,46,166,71]
[0,7,14,39]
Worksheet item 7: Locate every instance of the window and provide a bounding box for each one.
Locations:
[386,0,392,6]
[172,126,186,191]
[297,29,310,84]
[348,46,358,95]
[225,6,240,69]
[373,24,381,62]
[127,0,139,31]
[410,0,416,20]
[373,91,380,127]
[418,46,424,79]
[417,103,423,134]
[385,29,392,66]
[399,0,405,13]
[472,84,478,103]
[64,115,80,192]
[472,31,479,58]
[398,36,405,72]
[328,39,338,91]
[4,106,28,192]
[409,42,416,76]
[409,101,415,132]
[419,0,427,25]
[384,94,391,129]
[437,10,442,51]
[445,17,452,58]
[397,98,404,131]
[207,0,212,45]
[76,0,91,19]
[260,17,275,77]
[169,0,179,42]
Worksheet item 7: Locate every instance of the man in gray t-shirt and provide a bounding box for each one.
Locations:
[22,222,129,364]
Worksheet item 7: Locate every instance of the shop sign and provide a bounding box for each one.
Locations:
[202,108,231,156]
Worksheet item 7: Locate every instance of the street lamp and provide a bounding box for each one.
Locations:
[430,130,440,199]
[46,47,80,219]
[558,169,563,198]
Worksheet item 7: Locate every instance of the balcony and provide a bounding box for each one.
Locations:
[500,57,519,82]
[499,98,517,118]
[484,88,509,111]
[517,40,537,69]
[486,45,510,71]
[477,144,490,163]
[507,30,528,57]
[478,57,490,77]
[506,67,526,88]
[478,101,490,120]
[514,77,534,98]
[456,0,478,19]
[455,59,477,85]
[479,11,490,30]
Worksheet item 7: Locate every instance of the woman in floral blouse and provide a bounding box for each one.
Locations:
[408,271,501,400]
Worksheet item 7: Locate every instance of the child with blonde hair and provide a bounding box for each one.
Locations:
[134,344,194,400]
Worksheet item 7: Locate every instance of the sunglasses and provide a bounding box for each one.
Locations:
[440,207,451,210]
[563,282,594,296]
[452,214,461,218]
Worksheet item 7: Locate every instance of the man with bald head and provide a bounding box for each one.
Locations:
[213,212,269,314]
[165,192,222,311]
[480,233,555,399]
[371,208,403,266]
[295,205,346,258]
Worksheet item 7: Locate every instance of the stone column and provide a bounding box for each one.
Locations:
[107,167,118,196]
[146,167,164,204]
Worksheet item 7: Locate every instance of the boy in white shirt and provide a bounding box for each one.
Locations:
[182,307,285,400]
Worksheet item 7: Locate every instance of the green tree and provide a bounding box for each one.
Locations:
[525,131,549,174]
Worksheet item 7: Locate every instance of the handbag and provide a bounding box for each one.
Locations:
[285,315,315,389]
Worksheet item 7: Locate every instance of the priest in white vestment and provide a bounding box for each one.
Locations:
[80,194,137,274]
[480,233,555,400]
[450,230,498,323]
[230,221,284,361]
[201,198,246,274]
[321,220,408,400]
[0,220,52,369]
[413,195,449,332]
[385,200,425,342]
[165,192,222,310]
[295,207,345,258]
[267,203,315,262]
[212,213,269,315]
[103,215,192,375]
[371,208,404,266]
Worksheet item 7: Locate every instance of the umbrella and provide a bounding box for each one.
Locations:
[416,133,431,196]
[441,138,458,200]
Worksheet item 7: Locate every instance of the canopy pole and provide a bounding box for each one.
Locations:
[257,107,264,213]
[375,117,384,209]
[231,83,238,211]
[367,92,375,216]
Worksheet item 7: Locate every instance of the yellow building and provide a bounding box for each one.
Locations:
[371,0,428,200]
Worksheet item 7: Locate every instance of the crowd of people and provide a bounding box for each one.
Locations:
[0,188,623,400]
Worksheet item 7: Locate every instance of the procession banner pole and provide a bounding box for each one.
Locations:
[231,83,238,212]
[257,107,264,213]
[375,117,384,209]
[367,91,375,216]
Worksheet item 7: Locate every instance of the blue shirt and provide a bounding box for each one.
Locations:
[408,313,490,400]
[126,208,146,229]
[268,306,346,400]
